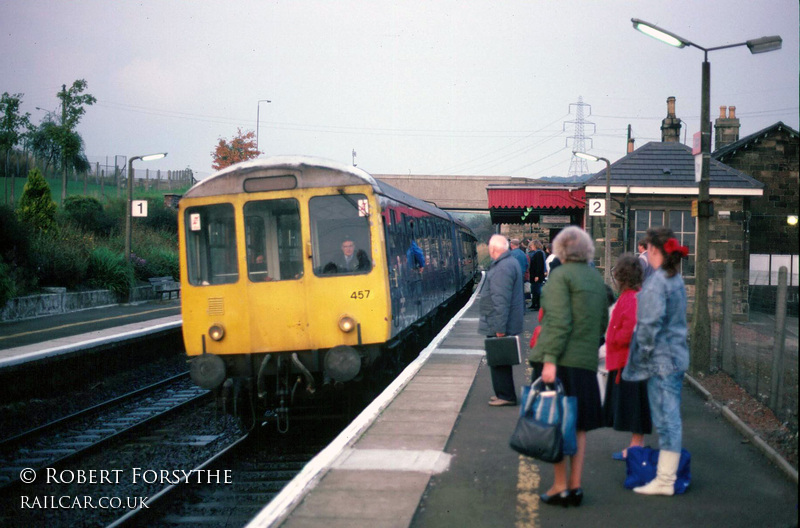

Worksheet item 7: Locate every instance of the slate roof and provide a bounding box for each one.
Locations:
[712,121,799,163]
[583,141,763,191]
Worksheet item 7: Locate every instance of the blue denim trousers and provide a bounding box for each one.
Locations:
[647,372,684,452]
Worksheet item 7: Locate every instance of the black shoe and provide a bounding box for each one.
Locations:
[568,488,583,506]
[540,490,570,507]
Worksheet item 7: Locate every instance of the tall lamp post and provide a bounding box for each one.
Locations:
[256,99,271,154]
[631,18,781,374]
[574,151,612,285]
[125,152,167,264]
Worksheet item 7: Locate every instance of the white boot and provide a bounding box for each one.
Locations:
[634,450,680,496]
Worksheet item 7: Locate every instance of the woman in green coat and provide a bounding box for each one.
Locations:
[530,226,609,507]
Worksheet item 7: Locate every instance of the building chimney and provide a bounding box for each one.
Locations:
[627,137,635,153]
[714,104,740,150]
[661,96,682,143]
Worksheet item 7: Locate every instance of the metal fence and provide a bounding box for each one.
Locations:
[708,262,798,432]
[2,149,193,203]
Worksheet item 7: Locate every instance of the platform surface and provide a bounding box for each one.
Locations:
[247,288,798,528]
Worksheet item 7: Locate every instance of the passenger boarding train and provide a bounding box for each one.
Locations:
[179,156,478,430]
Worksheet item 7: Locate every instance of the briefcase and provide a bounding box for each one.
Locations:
[484,335,522,366]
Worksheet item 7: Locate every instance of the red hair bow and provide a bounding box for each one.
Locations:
[664,238,689,257]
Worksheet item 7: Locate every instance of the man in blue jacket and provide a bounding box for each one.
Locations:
[478,234,525,406]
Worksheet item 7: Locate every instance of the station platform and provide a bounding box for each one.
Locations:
[0,299,181,369]
[248,285,798,528]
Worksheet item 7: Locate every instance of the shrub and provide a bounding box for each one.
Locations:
[133,247,179,281]
[0,204,32,267]
[17,168,57,233]
[89,247,133,298]
[140,199,178,234]
[30,227,91,289]
[0,259,16,307]
[131,223,179,281]
[62,195,115,235]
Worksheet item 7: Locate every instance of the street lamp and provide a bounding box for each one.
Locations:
[256,99,271,154]
[632,18,781,374]
[574,151,612,285]
[125,152,167,266]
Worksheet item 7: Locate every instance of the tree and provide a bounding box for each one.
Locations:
[0,92,31,152]
[55,80,96,201]
[1,92,32,201]
[211,128,259,170]
[28,116,90,183]
[17,167,57,233]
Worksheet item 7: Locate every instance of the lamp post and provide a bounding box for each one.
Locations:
[574,151,612,285]
[256,99,271,154]
[125,152,167,264]
[631,18,781,374]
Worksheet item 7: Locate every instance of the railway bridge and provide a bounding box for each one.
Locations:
[374,173,587,226]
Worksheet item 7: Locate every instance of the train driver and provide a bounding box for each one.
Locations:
[324,237,371,274]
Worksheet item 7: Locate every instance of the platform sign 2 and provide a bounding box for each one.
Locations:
[132,200,148,217]
[588,198,606,216]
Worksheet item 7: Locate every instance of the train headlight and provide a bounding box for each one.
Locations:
[208,324,225,341]
[338,315,356,333]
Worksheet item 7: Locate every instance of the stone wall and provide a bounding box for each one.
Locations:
[0,285,163,322]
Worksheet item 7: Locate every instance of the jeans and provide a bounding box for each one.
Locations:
[647,372,684,452]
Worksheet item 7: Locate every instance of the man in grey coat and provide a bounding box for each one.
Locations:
[478,234,525,406]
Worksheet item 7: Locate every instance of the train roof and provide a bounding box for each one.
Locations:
[183,156,381,198]
[183,155,472,233]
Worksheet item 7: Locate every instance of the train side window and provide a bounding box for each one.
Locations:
[310,193,372,276]
[185,204,238,285]
[243,199,303,281]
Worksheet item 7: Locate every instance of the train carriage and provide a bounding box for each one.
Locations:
[179,156,477,429]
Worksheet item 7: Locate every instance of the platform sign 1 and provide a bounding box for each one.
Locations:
[132,200,148,217]
[588,198,606,217]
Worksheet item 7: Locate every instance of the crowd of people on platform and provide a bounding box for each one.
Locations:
[479,225,690,507]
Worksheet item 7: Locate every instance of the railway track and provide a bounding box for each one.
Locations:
[109,429,334,528]
[0,372,209,489]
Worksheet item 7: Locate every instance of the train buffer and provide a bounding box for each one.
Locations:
[148,276,181,300]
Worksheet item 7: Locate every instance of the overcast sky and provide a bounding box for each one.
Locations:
[2,1,798,181]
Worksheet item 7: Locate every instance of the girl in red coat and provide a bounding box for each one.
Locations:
[603,254,651,460]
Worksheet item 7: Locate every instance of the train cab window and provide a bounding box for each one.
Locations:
[184,204,239,285]
[310,193,372,276]
[243,199,303,281]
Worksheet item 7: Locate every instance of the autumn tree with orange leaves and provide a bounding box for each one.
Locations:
[211,128,260,170]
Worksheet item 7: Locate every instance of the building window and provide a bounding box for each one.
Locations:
[750,254,799,286]
[634,209,696,276]
[668,210,696,277]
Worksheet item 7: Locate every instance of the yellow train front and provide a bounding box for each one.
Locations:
[179,156,477,430]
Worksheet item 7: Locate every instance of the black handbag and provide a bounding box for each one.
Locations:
[508,377,564,463]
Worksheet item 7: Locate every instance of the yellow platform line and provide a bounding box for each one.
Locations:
[516,454,541,528]
[0,307,179,342]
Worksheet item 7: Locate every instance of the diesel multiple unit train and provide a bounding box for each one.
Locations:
[179,156,478,430]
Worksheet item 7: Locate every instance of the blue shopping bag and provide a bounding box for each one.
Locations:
[624,446,692,494]
[518,378,577,456]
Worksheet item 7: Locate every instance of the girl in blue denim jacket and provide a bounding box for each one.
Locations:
[623,227,689,496]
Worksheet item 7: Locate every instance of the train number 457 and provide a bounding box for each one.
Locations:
[350,290,371,300]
